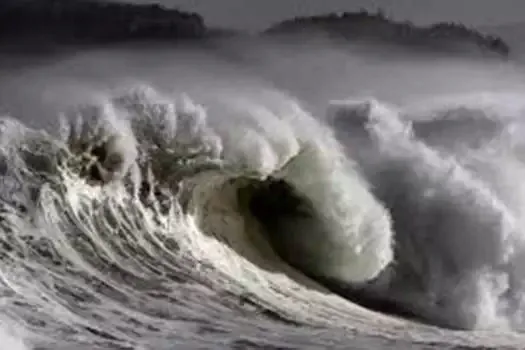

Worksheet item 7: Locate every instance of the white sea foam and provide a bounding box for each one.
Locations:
[0,82,524,349]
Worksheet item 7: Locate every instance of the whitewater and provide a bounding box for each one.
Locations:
[2,41,525,349]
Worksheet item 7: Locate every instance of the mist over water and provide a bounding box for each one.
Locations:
[2,37,525,348]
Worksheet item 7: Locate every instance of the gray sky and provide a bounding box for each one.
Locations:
[127,0,525,31]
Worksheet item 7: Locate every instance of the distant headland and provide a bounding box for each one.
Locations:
[0,0,208,45]
[264,10,510,57]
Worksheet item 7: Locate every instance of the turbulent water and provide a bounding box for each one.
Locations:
[2,43,525,349]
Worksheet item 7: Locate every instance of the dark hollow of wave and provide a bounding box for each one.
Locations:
[240,177,451,329]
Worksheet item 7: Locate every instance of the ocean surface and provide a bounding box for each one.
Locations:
[1,41,525,349]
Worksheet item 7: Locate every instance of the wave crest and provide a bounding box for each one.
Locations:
[52,85,395,287]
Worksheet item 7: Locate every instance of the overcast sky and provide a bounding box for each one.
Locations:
[126,0,525,31]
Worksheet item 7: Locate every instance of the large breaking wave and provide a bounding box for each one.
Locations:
[1,79,525,348]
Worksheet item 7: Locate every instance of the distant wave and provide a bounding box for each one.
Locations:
[1,83,525,348]
[329,98,525,329]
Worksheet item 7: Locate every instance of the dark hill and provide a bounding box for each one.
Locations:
[0,2,511,59]
[0,0,208,45]
[264,10,510,58]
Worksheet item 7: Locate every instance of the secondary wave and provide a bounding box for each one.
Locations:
[330,96,525,329]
